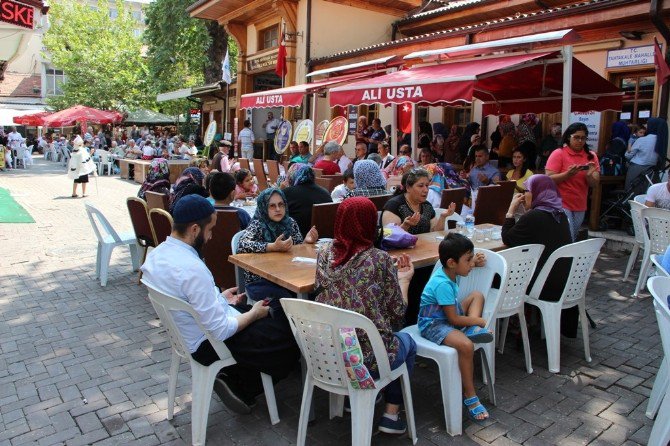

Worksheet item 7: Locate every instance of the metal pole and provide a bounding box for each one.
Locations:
[561,45,573,128]
[311,93,317,153]
[391,103,398,155]
[411,103,418,159]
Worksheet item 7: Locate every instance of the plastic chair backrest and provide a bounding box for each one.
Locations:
[143,279,234,362]
[651,254,670,277]
[634,194,647,204]
[280,298,393,390]
[145,191,169,211]
[231,230,245,255]
[648,276,670,367]
[628,200,647,245]
[99,151,110,164]
[149,208,173,245]
[202,210,240,290]
[528,238,605,306]
[252,159,269,191]
[440,187,467,214]
[642,207,670,255]
[266,160,280,185]
[311,202,340,239]
[430,248,503,303]
[496,245,545,315]
[127,197,157,247]
[85,202,123,243]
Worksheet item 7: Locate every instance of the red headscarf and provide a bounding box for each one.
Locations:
[332,197,378,267]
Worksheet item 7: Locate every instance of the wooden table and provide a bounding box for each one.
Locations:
[588,175,625,230]
[117,159,190,184]
[228,227,505,299]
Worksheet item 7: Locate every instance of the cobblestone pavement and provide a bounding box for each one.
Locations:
[0,157,661,446]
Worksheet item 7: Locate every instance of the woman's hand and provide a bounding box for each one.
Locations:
[394,253,415,281]
[222,287,246,305]
[402,212,421,228]
[304,226,319,244]
[473,252,486,267]
[508,193,525,214]
[566,164,580,177]
[268,234,293,252]
[587,162,598,176]
[439,202,456,219]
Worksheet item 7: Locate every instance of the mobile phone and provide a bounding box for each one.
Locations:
[578,165,590,171]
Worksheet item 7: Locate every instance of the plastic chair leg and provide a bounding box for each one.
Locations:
[99,244,114,287]
[541,308,562,373]
[479,335,496,385]
[623,244,640,281]
[189,361,217,446]
[167,351,180,420]
[296,380,315,446]
[634,253,652,297]
[329,393,345,419]
[434,354,462,435]
[578,303,592,363]
[647,391,670,446]
[518,310,534,374]
[647,357,669,419]
[95,242,102,279]
[497,317,510,354]
[400,368,418,445]
[260,372,280,425]
[349,392,377,446]
[479,349,496,405]
[129,243,141,271]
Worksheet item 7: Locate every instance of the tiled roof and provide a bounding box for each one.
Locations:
[401,0,488,22]
[309,0,613,66]
[0,73,42,98]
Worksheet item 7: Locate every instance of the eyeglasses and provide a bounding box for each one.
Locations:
[571,135,587,141]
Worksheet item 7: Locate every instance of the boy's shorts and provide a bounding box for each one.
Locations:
[420,301,465,345]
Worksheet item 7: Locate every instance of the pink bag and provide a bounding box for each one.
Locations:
[380,223,418,251]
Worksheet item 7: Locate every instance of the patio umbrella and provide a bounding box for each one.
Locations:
[13,111,52,126]
[124,109,176,125]
[42,105,123,130]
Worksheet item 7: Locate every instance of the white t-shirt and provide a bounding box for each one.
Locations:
[187,146,198,156]
[142,146,154,157]
[646,182,670,210]
[238,127,255,149]
[7,131,22,150]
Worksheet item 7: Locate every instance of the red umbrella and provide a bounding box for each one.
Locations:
[13,111,52,126]
[42,105,123,128]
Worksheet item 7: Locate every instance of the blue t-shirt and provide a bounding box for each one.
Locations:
[661,245,670,274]
[418,268,459,332]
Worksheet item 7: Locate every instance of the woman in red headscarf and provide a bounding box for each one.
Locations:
[315,197,416,436]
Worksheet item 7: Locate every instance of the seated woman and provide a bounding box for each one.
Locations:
[346,159,389,198]
[315,197,416,435]
[417,147,435,167]
[237,188,318,301]
[283,163,332,236]
[207,172,251,230]
[422,163,446,209]
[234,168,259,200]
[169,167,208,213]
[138,158,170,200]
[382,168,456,324]
[383,145,415,178]
[505,148,533,193]
[502,174,577,337]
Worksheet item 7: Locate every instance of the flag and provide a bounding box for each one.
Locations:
[222,48,232,84]
[275,33,287,78]
[398,102,412,134]
[654,37,670,86]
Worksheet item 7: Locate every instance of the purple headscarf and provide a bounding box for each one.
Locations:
[523,174,564,222]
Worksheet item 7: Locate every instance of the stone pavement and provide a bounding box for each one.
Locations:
[0,156,662,446]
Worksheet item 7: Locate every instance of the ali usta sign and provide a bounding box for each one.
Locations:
[1,0,34,29]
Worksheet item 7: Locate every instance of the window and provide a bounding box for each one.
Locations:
[134,29,142,37]
[45,68,66,96]
[611,71,655,125]
[109,8,117,19]
[259,26,279,50]
[132,11,142,22]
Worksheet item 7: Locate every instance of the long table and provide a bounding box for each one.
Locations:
[228,227,506,299]
[118,159,191,184]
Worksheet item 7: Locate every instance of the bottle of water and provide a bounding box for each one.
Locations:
[465,214,475,237]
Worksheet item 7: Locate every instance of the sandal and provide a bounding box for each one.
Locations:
[464,395,489,422]
[71,194,78,198]
[464,326,493,344]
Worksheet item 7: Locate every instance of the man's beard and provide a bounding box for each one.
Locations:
[193,231,206,258]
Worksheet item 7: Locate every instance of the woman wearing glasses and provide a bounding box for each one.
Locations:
[545,122,600,240]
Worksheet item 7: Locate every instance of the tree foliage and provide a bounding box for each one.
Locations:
[42,0,152,111]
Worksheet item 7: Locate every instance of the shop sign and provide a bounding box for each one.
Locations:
[607,45,655,68]
[570,111,601,149]
[190,108,201,121]
[0,0,34,29]
[274,120,292,154]
[314,120,329,147]
[347,105,358,135]
[247,53,278,72]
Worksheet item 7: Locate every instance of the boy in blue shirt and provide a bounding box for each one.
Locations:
[419,233,493,421]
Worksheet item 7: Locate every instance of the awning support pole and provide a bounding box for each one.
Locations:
[391,103,398,155]
[312,93,318,153]
[561,45,573,128]
[411,103,418,159]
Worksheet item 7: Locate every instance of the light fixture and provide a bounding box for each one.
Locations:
[619,31,644,40]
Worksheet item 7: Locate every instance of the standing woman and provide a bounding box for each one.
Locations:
[506,148,534,193]
[355,116,371,143]
[625,117,667,195]
[68,135,96,198]
[545,122,600,240]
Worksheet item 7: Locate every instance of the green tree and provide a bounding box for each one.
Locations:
[42,0,152,111]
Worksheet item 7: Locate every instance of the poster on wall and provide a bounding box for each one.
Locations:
[347,105,358,135]
[570,111,601,149]
[314,120,330,147]
[203,121,217,146]
[323,116,348,146]
[294,119,314,148]
[274,120,293,154]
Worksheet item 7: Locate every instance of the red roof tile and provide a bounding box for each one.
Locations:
[0,72,42,98]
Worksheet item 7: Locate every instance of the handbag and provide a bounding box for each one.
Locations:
[380,223,418,250]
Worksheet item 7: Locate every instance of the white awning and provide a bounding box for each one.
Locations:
[307,56,397,77]
[0,105,48,126]
[156,87,192,102]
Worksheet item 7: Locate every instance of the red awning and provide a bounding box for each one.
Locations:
[13,111,52,126]
[42,105,123,127]
[329,52,622,115]
[240,72,380,110]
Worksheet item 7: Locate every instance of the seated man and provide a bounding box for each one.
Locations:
[208,171,251,229]
[645,177,670,210]
[141,195,299,414]
[289,141,311,165]
[468,145,501,190]
[313,141,341,175]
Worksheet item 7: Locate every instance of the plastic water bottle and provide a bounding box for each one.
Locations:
[465,214,475,237]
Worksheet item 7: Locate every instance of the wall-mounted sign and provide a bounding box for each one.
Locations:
[203,121,217,146]
[570,111,601,149]
[607,45,655,68]
[347,105,358,135]
[0,0,34,29]
[315,120,329,147]
[294,119,314,148]
[323,116,348,146]
[190,108,201,121]
[247,52,279,72]
[274,120,293,154]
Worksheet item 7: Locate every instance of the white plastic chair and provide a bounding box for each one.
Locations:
[494,244,545,374]
[624,200,647,281]
[280,298,418,446]
[400,248,502,435]
[634,194,647,204]
[651,254,669,277]
[97,151,113,175]
[634,207,670,297]
[230,230,246,293]
[22,145,33,168]
[646,276,670,446]
[85,203,141,286]
[61,145,71,167]
[142,281,280,446]
[525,238,605,373]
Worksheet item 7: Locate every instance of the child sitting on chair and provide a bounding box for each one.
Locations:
[418,233,493,422]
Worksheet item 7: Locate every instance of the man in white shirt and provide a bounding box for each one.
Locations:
[7,127,23,166]
[238,119,255,160]
[141,195,299,413]
[262,112,281,160]
[186,140,198,158]
[645,178,670,210]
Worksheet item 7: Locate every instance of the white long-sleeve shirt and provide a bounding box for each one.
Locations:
[141,236,240,353]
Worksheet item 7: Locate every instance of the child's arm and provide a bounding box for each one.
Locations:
[442,305,486,328]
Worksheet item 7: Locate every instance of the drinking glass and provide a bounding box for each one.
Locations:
[474,229,485,243]
[455,221,466,235]
[492,227,502,240]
